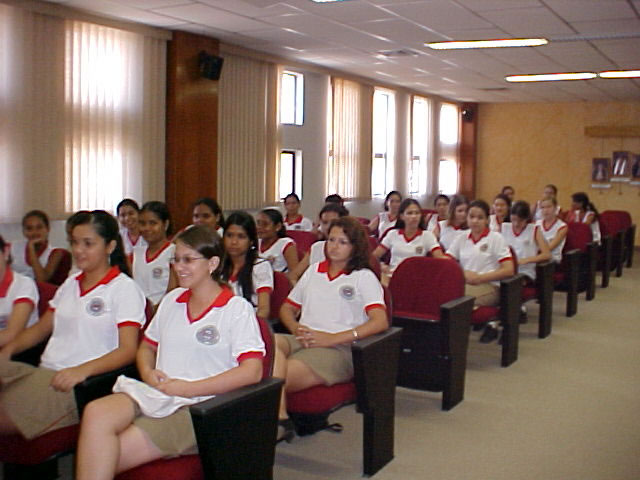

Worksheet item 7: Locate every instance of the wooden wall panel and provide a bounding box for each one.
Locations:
[459,102,477,200]
[166,31,219,232]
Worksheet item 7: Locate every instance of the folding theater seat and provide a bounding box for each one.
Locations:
[286,230,318,260]
[285,288,402,477]
[357,217,371,226]
[600,210,635,277]
[594,214,616,287]
[521,260,555,339]
[470,248,523,367]
[269,271,292,333]
[115,316,283,480]
[48,248,72,286]
[554,223,598,317]
[388,257,474,410]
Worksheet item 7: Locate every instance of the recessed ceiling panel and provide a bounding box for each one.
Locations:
[153,4,269,32]
[385,0,494,30]
[480,7,575,37]
[543,0,636,22]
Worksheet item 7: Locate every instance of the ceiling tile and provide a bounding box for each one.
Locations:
[296,0,390,23]
[153,4,270,32]
[568,18,640,36]
[385,0,494,30]
[354,18,433,46]
[543,0,636,22]
[260,13,358,38]
[479,7,575,36]
[198,0,301,18]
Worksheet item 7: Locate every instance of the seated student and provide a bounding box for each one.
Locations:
[426,194,450,232]
[324,194,344,206]
[373,199,444,286]
[565,192,601,244]
[368,190,402,239]
[283,193,313,232]
[490,193,511,232]
[273,216,388,441]
[117,199,146,257]
[221,211,273,320]
[75,226,264,479]
[191,197,225,237]
[501,185,515,203]
[287,203,349,285]
[532,184,561,221]
[433,194,468,251]
[0,235,39,348]
[256,209,299,273]
[535,196,567,263]
[132,201,177,307]
[0,211,145,440]
[10,210,65,283]
[501,201,551,282]
[446,200,515,343]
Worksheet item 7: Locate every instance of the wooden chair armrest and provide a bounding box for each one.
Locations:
[73,364,138,414]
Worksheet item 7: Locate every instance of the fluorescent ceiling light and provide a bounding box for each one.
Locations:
[599,70,640,78]
[505,72,597,82]
[425,38,548,50]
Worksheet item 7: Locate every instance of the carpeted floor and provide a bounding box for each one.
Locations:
[4,260,639,479]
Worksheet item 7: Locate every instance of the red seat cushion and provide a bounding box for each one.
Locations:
[115,454,203,480]
[522,286,537,302]
[471,306,499,325]
[287,382,356,414]
[0,426,79,464]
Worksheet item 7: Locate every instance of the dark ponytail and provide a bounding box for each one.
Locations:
[260,208,287,238]
[222,211,259,303]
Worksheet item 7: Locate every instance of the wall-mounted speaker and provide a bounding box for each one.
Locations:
[462,108,474,122]
[198,51,224,81]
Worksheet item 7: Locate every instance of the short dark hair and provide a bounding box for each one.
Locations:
[141,201,172,236]
[116,198,140,215]
[22,210,49,229]
[319,203,349,218]
[175,225,224,284]
[259,208,286,238]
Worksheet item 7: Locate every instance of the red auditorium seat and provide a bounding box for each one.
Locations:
[388,257,474,410]
[269,271,292,333]
[285,230,317,260]
[285,287,402,477]
[521,260,556,339]
[48,248,72,286]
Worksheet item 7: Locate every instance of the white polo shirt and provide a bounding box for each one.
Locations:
[536,218,567,263]
[228,258,273,309]
[285,260,385,334]
[258,237,296,273]
[501,223,540,281]
[438,220,465,251]
[132,242,175,306]
[489,214,505,233]
[0,268,39,331]
[426,214,445,233]
[285,215,313,232]
[380,229,442,273]
[309,241,326,265]
[446,228,513,286]
[40,266,146,371]
[377,212,398,239]
[143,287,264,400]
[9,240,54,280]
[119,227,147,257]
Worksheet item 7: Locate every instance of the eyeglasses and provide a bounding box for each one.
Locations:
[170,256,206,265]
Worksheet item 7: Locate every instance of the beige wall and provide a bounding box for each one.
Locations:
[477,101,640,245]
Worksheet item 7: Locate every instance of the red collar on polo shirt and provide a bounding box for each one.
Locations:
[469,227,490,244]
[25,241,48,266]
[317,259,346,281]
[259,237,277,253]
[286,215,303,225]
[77,265,121,297]
[0,268,14,297]
[176,286,234,323]
[512,224,526,237]
[146,241,172,263]
[542,218,558,231]
[400,229,422,243]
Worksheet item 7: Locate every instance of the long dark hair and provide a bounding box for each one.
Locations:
[141,201,172,236]
[22,210,50,229]
[394,198,426,230]
[493,193,512,223]
[447,194,469,228]
[221,211,259,303]
[510,200,531,222]
[193,197,225,229]
[71,210,130,276]
[328,216,371,274]
[175,226,225,284]
[259,208,286,238]
[572,192,599,219]
[384,190,402,211]
[116,198,140,216]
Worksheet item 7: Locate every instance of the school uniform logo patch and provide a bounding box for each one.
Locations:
[339,285,355,300]
[479,244,489,252]
[415,246,424,255]
[0,315,7,329]
[86,297,105,316]
[152,267,163,279]
[196,325,220,345]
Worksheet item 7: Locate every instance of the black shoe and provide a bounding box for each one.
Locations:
[277,418,295,444]
[472,323,484,332]
[480,325,499,343]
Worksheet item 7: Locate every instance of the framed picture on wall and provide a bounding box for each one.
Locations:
[631,153,640,186]
[612,151,631,182]
[591,157,611,189]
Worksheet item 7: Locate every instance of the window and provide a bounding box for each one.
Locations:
[410,96,431,195]
[438,103,459,195]
[371,89,395,197]
[280,70,304,125]
[279,149,302,199]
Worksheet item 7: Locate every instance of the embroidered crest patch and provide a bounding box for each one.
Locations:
[339,285,355,300]
[196,325,220,345]
[152,267,163,279]
[86,297,105,316]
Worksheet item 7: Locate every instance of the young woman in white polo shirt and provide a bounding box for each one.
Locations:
[274,216,388,441]
[9,209,65,283]
[373,198,444,286]
[566,192,601,244]
[132,201,177,307]
[368,190,402,239]
[283,193,313,232]
[257,208,299,273]
[425,194,450,232]
[433,194,468,251]
[117,199,146,257]
[0,235,39,348]
[535,196,567,263]
[489,193,511,233]
[446,200,515,343]
[0,210,145,440]
[191,197,225,237]
[221,211,273,320]
[75,226,264,479]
